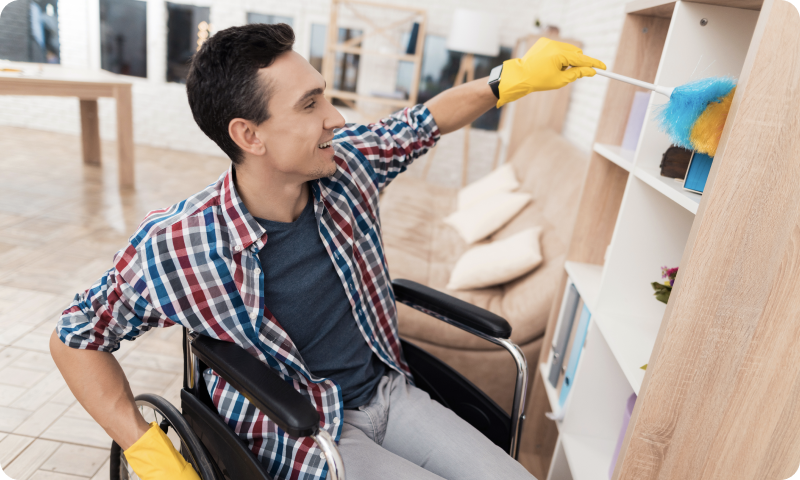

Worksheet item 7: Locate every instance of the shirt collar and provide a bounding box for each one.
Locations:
[218,165,326,253]
[218,164,268,252]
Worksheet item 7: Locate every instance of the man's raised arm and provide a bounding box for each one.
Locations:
[425,37,606,135]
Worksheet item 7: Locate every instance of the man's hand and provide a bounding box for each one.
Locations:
[124,422,202,479]
[497,37,606,107]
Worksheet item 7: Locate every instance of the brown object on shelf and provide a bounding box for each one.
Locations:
[659,145,693,179]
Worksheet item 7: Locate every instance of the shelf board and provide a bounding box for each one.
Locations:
[561,433,617,480]
[539,362,563,424]
[564,261,603,313]
[593,310,662,394]
[634,164,701,214]
[593,143,634,172]
[624,0,762,17]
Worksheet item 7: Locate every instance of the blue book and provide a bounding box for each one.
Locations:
[558,304,592,407]
[684,152,714,194]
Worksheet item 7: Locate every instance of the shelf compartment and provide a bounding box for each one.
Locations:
[558,322,634,480]
[595,178,694,392]
[564,261,603,313]
[633,2,759,182]
[561,434,618,480]
[593,311,659,394]
[593,143,634,173]
[634,164,700,214]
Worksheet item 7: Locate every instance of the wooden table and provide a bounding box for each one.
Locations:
[0,62,135,188]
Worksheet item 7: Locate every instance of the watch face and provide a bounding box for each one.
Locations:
[489,64,503,83]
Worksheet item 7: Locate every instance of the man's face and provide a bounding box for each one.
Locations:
[248,51,346,179]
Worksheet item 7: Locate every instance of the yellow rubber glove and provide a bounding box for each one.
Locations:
[123,422,202,480]
[497,37,606,107]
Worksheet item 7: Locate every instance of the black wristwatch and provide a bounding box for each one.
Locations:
[488,64,503,99]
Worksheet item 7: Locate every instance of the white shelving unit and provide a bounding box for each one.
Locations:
[592,144,634,173]
[540,2,762,479]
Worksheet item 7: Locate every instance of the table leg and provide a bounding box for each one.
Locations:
[79,99,101,165]
[114,85,134,189]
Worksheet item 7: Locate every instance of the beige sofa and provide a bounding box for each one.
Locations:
[380,128,588,437]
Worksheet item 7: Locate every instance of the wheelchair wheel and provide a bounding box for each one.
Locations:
[110,393,219,480]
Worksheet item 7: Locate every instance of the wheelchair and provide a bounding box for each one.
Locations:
[109,279,529,480]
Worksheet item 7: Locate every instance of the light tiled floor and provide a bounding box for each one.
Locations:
[0,126,229,479]
[0,124,497,478]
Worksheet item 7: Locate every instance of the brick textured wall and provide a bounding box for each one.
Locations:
[0,0,550,157]
[537,0,630,151]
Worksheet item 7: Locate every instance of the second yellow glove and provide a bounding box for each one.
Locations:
[497,37,606,107]
[124,422,202,480]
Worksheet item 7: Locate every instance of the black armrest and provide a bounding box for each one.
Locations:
[392,279,512,339]
[190,334,319,438]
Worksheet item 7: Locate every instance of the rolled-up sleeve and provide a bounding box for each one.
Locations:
[336,104,440,192]
[57,245,174,353]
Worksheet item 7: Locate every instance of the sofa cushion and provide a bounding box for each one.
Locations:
[457,163,520,210]
[381,130,587,350]
[444,191,532,244]
[447,227,543,290]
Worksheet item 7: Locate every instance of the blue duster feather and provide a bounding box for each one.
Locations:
[655,76,736,149]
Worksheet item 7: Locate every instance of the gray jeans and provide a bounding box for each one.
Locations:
[331,370,537,480]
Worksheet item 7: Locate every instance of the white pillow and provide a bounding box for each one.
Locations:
[447,227,543,290]
[457,164,520,211]
[444,192,532,245]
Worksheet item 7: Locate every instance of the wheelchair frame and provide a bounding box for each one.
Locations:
[112,279,528,480]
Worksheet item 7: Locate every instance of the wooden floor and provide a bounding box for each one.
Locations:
[0,126,229,479]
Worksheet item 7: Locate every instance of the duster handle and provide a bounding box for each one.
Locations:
[594,69,674,97]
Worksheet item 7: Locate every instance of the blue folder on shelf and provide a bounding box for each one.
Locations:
[558,304,592,407]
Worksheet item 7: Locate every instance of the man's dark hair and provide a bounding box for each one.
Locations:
[186,23,295,164]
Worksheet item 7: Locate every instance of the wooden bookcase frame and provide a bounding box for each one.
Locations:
[322,0,426,120]
[522,1,800,479]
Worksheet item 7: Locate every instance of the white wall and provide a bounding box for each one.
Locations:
[0,0,541,158]
[536,0,630,152]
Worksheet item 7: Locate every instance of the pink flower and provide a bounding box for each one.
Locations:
[661,266,679,286]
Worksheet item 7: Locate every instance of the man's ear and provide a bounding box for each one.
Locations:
[229,118,266,156]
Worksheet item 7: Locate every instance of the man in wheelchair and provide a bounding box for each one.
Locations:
[49,23,604,480]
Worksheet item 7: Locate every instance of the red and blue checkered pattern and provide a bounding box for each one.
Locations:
[57,105,439,480]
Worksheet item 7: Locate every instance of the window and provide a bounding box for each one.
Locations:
[166,2,210,84]
[100,0,147,78]
[397,35,512,130]
[309,24,362,101]
[247,13,293,26]
[0,0,60,63]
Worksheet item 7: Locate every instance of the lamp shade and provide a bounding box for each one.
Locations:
[446,9,500,57]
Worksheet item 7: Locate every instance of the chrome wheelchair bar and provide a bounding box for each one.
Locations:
[184,329,199,390]
[313,429,346,480]
[398,301,529,459]
[497,338,528,459]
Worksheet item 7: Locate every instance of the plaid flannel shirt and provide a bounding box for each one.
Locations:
[57,104,440,480]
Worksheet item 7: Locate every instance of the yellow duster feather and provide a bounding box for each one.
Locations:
[689,87,736,157]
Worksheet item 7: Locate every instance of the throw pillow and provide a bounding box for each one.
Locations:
[447,227,543,290]
[444,191,532,245]
[457,164,520,210]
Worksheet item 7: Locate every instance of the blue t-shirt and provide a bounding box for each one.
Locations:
[255,189,386,409]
